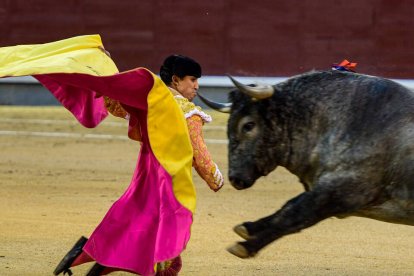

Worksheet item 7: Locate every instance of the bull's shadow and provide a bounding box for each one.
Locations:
[199,70,414,258]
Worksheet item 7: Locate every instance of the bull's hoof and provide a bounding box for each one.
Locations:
[226,243,256,259]
[233,224,251,240]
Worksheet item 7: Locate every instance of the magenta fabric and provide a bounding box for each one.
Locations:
[34,68,154,128]
[83,135,193,275]
[33,68,193,275]
[34,74,107,128]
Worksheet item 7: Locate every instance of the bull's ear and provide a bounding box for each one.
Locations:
[228,75,274,100]
[197,93,232,113]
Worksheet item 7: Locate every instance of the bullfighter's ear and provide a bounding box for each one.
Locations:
[197,93,232,113]
[228,75,274,100]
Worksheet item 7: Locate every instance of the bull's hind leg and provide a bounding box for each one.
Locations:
[228,186,370,258]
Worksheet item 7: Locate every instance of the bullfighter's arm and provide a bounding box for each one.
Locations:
[187,115,224,192]
[104,96,129,119]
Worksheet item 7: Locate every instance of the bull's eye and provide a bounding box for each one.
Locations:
[242,121,256,133]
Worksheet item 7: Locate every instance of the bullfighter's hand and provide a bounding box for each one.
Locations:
[211,163,224,192]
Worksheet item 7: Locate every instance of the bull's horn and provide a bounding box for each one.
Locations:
[228,75,274,100]
[197,93,232,113]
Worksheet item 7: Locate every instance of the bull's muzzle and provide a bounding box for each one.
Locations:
[229,175,254,190]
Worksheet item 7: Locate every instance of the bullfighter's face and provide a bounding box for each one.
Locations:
[172,75,199,102]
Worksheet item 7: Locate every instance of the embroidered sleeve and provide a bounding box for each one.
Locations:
[104,96,129,119]
[175,96,212,123]
[187,115,223,192]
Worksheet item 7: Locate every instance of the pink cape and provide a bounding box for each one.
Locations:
[35,69,193,275]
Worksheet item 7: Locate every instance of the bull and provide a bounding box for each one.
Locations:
[198,70,414,259]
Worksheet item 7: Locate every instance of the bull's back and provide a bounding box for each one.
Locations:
[342,75,414,134]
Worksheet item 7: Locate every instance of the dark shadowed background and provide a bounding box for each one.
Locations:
[1,0,414,78]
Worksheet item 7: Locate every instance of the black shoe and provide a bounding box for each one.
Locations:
[156,255,182,276]
[86,263,106,276]
[53,236,88,275]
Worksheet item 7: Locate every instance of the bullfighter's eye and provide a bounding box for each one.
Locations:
[242,122,255,133]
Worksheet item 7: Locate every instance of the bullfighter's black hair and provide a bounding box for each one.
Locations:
[159,55,201,85]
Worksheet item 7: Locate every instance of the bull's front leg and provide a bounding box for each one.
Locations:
[228,183,374,258]
[232,194,305,241]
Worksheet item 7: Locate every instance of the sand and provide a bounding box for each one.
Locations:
[1,106,413,275]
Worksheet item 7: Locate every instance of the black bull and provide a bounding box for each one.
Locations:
[199,70,414,259]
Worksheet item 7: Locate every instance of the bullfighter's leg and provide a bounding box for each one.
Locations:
[54,236,89,275]
[228,181,378,258]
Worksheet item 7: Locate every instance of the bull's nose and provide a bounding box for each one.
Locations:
[229,175,245,190]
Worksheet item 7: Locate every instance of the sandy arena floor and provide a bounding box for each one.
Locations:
[0,106,413,275]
